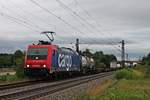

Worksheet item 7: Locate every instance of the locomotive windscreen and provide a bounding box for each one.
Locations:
[27,48,48,60]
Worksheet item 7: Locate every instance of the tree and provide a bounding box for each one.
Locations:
[82,49,93,57]
[13,50,24,66]
[13,50,25,78]
[14,50,23,59]
[142,53,150,65]
[93,51,117,68]
[0,54,14,67]
[0,50,24,67]
[15,58,25,78]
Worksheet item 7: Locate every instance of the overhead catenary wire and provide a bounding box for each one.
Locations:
[30,0,85,35]
[28,0,95,49]
[39,0,122,56]
[55,0,122,53]
[29,0,122,55]
[55,0,121,45]
[0,0,121,55]
[73,0,122,53]
[8,0,54,30]
[0,0,66,42]
[29,0,107,44]
[54,0,110,51]
[54,0,117,53]
[0,12,40,33]
[55,0,95,29]
[74,0,122,51]
[55,0,95,34]
[74,0,115,39]
[30,0,109,49]
[9,2,119,52]
[0,2,44,31]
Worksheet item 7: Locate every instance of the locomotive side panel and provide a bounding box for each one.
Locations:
[51,47,81,72]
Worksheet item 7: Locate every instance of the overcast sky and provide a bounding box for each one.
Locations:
[0,0,150,60]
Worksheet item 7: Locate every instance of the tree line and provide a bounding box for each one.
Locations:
[0,49,117,69]
[0,50,24,67]
[81,49,117,68]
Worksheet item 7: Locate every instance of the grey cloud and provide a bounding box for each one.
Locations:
[0,0,150,60]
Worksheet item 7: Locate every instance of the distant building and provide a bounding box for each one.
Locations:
[110,61,117,69]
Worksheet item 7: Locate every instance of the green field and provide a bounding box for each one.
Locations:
[77,65,150,100]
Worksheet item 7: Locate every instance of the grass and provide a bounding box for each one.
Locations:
[114,68,144,80]
[0,65,28,84]
[0,74,29,84]
[98,79,150,100]
[0,74,17,81]
[76,65,150,100]
[87,79,115,96]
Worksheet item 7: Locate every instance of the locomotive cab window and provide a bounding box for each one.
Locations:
[27,48,48,60]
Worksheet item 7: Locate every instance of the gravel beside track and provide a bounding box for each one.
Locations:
[39,74,113,100]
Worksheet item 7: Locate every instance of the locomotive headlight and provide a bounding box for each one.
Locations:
[43,65,46,68]
[27,65,30,68]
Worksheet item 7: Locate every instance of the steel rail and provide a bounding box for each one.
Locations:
[0,80,47,90]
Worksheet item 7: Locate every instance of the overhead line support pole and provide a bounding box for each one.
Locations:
[121,40,125,67]
[76,38,79,54]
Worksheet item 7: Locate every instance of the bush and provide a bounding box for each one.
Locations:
[6,74,18,81]
[0,75,7,81]
[0,74,18,81]
[115,68,145,80]
[134,65,150,78]
[115,69,133,80]
[15,58,25,78]
[145,66,150,78]
[96,63,106,68]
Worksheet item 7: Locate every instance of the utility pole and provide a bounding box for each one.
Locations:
[126,53,129,61]
[121,40,125,67]
[76,38,79,53]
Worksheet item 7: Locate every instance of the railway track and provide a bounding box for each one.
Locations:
[0,80,47,90]
[0,72,113,100]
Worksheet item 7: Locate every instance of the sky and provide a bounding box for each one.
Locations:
[0,0,150,60]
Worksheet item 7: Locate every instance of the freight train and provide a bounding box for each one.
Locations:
[24,40,95,78]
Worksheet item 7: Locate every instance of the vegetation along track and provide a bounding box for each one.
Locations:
[0,72,113,100]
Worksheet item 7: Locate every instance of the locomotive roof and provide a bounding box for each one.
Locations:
[28,44,58,48]
[59,47,78,54]
[28,44,78,55]
[28,45,73,52]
